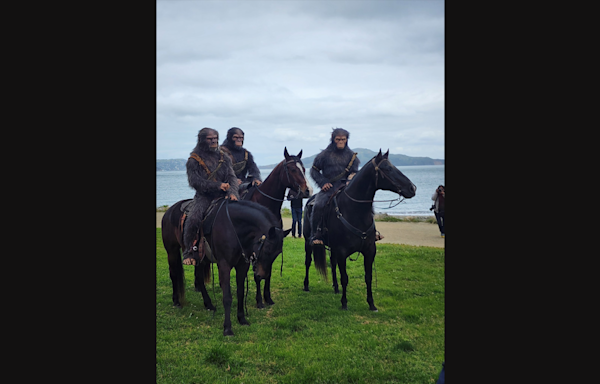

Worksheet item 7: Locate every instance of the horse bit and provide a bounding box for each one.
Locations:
[343,157,407,208]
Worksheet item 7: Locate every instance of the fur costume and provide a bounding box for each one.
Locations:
[220,127,262,185]
[184,128,240,258]
[309,128,360,240]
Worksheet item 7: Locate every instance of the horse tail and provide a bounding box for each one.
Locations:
[174,254,187,306]
[313,245,328,282]
[162,201,188,307]
[165,240,187,307]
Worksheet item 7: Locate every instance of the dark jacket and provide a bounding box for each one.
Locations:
[310,144,360,189]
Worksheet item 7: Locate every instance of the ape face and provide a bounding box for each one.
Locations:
[206,133,219,149]
[334,135,347,150]
[232,132,244,147]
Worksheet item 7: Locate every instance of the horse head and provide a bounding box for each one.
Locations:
[283,147,313,198]
[253,226,292,280]
[370,149,417,198]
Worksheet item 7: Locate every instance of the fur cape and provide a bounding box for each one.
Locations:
[187,128,240,200]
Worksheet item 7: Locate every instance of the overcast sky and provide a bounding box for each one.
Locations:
[157,0,444,166]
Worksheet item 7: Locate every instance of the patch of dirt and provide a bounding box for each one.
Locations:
[156,213,444,248]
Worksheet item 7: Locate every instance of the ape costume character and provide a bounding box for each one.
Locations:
[309,128,359,245]
[220,127,262,192]
[183,128,240,265]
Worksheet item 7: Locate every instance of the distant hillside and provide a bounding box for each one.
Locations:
[157,158,187,171]
[257,148,444,169]
[157,148,443,171]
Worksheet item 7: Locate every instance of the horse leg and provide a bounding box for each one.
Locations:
[254,274,265,309]
[218,262,234,336]
[336,254,349,310]
[264,273,274,305]
[235,263,250,326]
[331,254,339,294]
[194,264,216,311]
[364,249,378,312]
[303,236,313,291]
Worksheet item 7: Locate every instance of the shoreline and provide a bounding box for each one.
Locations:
[156,206,434,219]
[156,212,444,248]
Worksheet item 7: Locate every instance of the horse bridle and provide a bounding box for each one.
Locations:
[343,157,406,205]
[255,158,305,202]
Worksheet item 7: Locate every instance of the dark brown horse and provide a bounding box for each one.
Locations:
[161,198,291,336]
[243,147,312,308]
[302,150,416,311]
[244,147,312,223]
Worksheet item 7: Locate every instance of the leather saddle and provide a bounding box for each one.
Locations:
[179,198,226,263]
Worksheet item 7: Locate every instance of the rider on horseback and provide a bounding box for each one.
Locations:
[309,128,359,246]
[220,127,262,196]
[183,128,239,265]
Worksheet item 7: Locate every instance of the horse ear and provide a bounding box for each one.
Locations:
[284,147,290,159]
[384,149,389,159]
[282,228,292,238]
[376,149,383,161]
[297,149,302,159]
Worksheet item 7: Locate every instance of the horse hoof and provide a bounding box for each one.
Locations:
[266,300,275,306]
[205,304,216,311]
[173,303,182,308]
[256,303,265,309]
[341,306,348,311]
[370,308,379,312]
[303,287,310,292]
[223,329,234,336]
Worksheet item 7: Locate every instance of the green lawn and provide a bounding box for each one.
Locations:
[157,228,444,383]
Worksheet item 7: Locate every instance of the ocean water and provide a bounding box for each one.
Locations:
[156,165,444,216]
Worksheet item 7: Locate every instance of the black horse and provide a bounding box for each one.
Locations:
[162,198,291,336]
[302,150,416,311]
[243,147,312,307]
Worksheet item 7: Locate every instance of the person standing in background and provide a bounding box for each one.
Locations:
[431,185,445,238]
[287,189,304,238]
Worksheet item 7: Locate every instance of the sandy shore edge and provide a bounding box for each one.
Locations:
[156,212,444,248]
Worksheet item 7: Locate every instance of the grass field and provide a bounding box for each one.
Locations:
[157,228,444,383]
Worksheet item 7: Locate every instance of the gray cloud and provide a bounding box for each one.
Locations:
[157,0,444,165]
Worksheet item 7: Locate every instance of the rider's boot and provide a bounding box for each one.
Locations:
[183,227,203,266]
[310,206,325,246]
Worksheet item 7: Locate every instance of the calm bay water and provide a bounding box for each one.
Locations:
[156,165,444,216]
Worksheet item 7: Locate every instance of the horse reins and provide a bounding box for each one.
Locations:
[254,159,305,201]
[343,158,406,208]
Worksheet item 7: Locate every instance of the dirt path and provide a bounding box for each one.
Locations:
[157,213,444,248]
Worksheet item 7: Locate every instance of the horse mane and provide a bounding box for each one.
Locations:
[343,156,376,215]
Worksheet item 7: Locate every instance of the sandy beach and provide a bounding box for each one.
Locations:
[157,213,444,248]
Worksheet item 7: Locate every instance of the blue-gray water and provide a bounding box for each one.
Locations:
[156,165,444,216]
